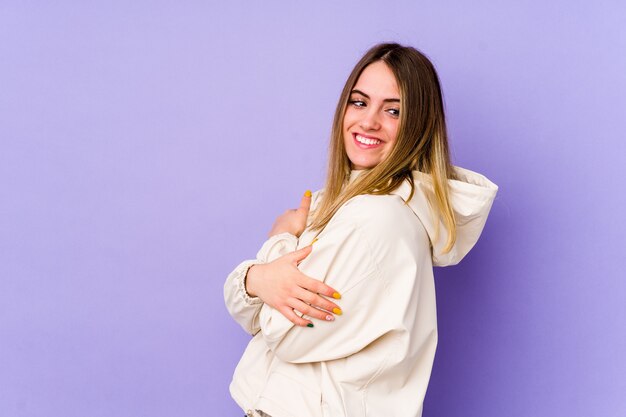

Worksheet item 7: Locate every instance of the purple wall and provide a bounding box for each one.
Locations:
[1,2,625,416]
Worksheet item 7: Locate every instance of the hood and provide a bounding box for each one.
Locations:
[349,166,498,267]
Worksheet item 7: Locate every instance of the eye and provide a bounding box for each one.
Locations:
[348,99,366,108]
[387,108,400,117]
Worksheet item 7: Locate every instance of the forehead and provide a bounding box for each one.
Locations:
[353,61,400,98]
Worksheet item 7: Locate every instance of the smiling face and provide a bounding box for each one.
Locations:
[342,60,401,170]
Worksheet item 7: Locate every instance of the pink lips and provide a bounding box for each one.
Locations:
[352,133,383,149]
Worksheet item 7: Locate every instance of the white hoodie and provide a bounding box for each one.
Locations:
[224,166,498,417]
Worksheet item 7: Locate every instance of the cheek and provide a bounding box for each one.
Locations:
[390,120,400,142]
[342,110,354,130]
[342,113,356,144]
[386,121,400,143]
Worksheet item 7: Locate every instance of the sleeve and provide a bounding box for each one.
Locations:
[259,199,419,363]
[223,232,298,335]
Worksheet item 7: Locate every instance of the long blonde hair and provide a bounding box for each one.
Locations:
[310,43,458,252]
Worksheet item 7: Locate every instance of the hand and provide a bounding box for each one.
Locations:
[268,190,312,238]
[245,245,342,327]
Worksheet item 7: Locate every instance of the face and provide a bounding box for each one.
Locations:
[343,60,401,170]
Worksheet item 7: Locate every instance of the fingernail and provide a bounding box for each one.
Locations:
[304,190,312,197]
[332,292,341,300]
[307,323,314,328]
[325,315,334,321]
[332,307,342,315]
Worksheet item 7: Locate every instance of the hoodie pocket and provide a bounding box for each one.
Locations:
[256,370,324,417]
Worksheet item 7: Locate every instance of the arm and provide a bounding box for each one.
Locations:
[259,196,424,363]
[223,232,298,335]
[224,190,334,334]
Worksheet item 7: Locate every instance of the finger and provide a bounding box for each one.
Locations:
[290,244,313,265]
[295,287,341,317]
[297,272,342,300]
[290,299,335,322]
[278,305,312,327]
[298,190,312,217]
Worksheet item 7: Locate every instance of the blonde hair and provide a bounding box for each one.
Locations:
[310,43,457,252]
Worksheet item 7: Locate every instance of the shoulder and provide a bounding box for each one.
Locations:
[344,192,413,223]
[335,193,431,273]
[338,193,425,244]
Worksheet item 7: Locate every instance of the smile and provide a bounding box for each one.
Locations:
[353,133,383,148]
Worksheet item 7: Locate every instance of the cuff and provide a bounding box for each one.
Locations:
[236,260,264,305]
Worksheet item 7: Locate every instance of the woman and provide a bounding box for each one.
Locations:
[224,43,498,417]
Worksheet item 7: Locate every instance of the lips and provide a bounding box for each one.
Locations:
[352,132,383,148]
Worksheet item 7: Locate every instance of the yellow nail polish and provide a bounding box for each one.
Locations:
[304,190,312,197]
[332,307,343,315]
[332,292,341,300]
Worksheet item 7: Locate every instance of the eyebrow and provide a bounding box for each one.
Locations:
[350,89,400,103]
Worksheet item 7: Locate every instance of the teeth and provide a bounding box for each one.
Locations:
[356,135,381,145]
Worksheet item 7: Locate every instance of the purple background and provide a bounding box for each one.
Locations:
[1,2,625,416]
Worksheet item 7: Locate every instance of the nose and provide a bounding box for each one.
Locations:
[359,108,381,131]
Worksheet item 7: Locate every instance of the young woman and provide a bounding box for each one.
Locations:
[224,43,498,417]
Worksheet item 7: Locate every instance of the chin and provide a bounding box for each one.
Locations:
[349,160,380,170]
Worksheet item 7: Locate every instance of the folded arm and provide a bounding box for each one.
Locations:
[260,196,424,363]
[223,233,298,335]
